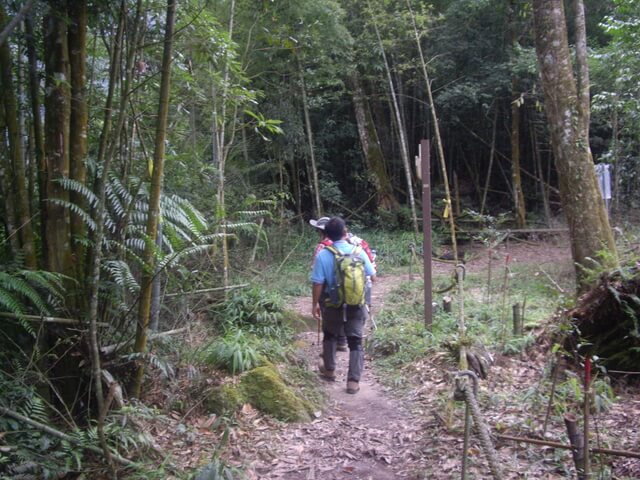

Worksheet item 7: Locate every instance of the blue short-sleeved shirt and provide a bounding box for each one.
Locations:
[310,240,376,293]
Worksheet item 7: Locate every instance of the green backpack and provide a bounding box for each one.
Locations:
[324,245,366,308]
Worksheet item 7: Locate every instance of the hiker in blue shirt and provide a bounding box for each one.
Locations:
[311,217,376,394]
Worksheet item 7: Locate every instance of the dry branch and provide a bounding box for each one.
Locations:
[165,283,248,298]
[101,327,187,355]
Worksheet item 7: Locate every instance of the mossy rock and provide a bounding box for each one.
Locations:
[240,365,311,422]
[203,384,244,415]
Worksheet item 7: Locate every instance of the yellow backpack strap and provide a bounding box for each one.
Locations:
[325,245,340,257]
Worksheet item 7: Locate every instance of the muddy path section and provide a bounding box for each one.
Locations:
[232,274,429,479]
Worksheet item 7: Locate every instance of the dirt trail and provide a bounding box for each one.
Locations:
[232,274,430,479]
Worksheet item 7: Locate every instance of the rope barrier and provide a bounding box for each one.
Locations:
[455,371,503,480]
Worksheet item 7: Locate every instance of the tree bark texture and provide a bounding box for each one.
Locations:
[67,0,88,281]
[25,14,46,251]
[509,0,526,229]
[532,0,617,288]
[0,5,37,268]
[43,0,73,278]
[372,15,418,236]
[133,0,176,398]
[297,53,322,218]
[349,71,398,211]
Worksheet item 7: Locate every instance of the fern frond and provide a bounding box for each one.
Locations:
[19,270,67,298]
[105,182,126,221]
[234,210,271,218]
[55,177,99,208]
[103,261,140,293]
[200,232,227,242]
[0,288,25,317]
[223,222,255,230]
[0,273,52,315]
[48,199,98,232]
[157,244,213,271]
[104,240,146,268]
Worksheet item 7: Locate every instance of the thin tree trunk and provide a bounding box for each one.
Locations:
[532,0,617,289]
[0,0,34,47]
[43,0,72,277]
[25,14,46,256]
[371,15,418,236]
[480,110,498,216]
[297,53,322,218]
[531,118,551,225]
[349,70,398,211]
[67,0,88,282]
[133,0,176,398]
[510,83,526,228]
[405,0,457,259]
[95,0,125,173]
[214,0,236,290]
[509,0,527,229]
[0,5,36,268]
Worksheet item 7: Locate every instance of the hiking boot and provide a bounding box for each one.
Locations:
[337,343,348,352]
[346,380,360,394]
[318,365,336,381]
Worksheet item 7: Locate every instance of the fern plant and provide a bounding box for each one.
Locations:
[0,268,65,335]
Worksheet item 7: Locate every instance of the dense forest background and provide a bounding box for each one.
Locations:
[1,0,639,477]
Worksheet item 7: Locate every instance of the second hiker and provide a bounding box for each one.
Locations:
[311,217,376,394]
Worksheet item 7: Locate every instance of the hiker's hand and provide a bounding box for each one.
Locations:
[312,303,321,320]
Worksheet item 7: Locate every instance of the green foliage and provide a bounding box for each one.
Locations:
[213,287,291,338]
[0,269,65,335]
[202,330,261,374]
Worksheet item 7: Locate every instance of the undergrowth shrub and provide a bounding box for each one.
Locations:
[202,330,261,374]
[213,287,290,338]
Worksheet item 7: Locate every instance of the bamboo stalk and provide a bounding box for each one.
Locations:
[0,312,109,327]
[165,284,249,298]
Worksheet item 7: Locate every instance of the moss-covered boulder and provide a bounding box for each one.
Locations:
[203,384,244,415]
[240,365,311,422]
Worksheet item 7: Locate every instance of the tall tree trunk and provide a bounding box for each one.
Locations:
[480,109,498,216]
[215,0,236,290]
[349,70,398,211]
[0,5,36,268]
[25,14,46,255]
[371,16,419,236]
[532,0,617,289]
[133,0,176,398]
[296,53,322,218]
[67,0,88,283]
[405,0,458,260]
[43,0,73,278]
[509,0,527,229]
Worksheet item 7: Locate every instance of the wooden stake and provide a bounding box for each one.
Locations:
[512,302,523,336]
[565,414,586,479]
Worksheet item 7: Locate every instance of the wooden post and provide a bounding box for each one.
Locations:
[421,140,433,328]
[583,356,591,478]
[565,414,586,479]
[512,302,523,336]
[443,296,452,313]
